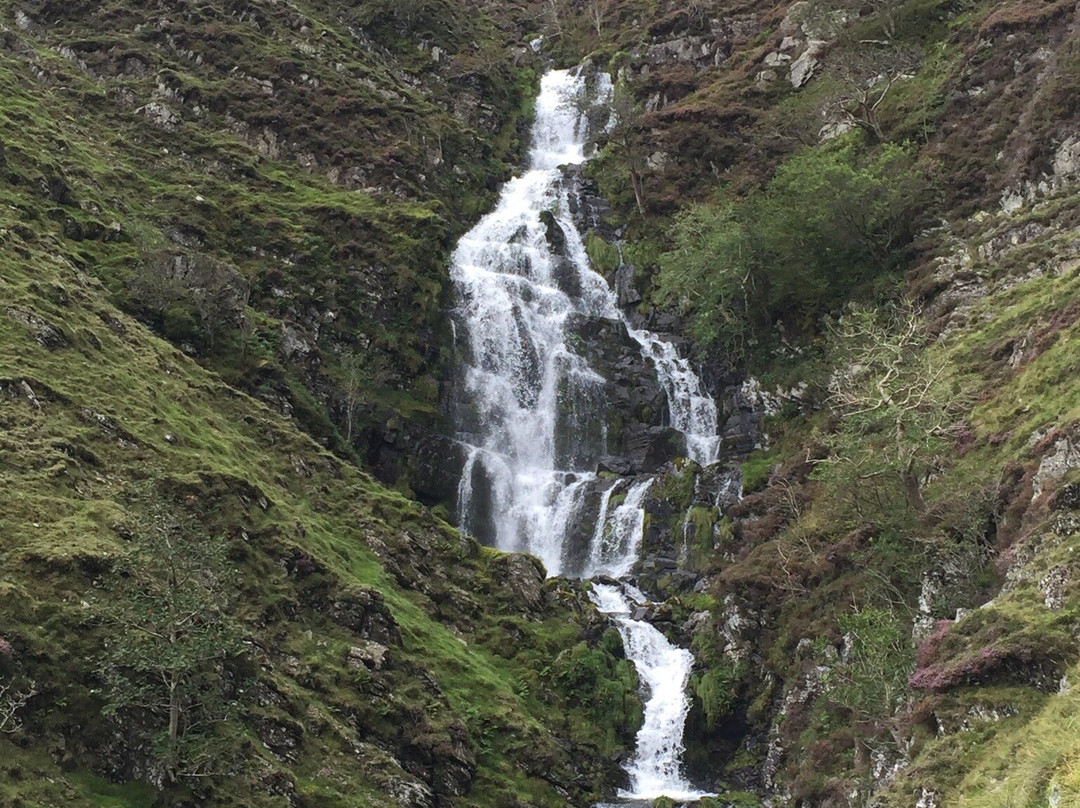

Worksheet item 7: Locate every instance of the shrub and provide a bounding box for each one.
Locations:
[823,607,913,718]
[654,136,932,363]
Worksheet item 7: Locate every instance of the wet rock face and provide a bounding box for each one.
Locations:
[408,432,470,507]
[565,165,616,242]
[563,312,691,473]
[718,378,781,456]
[613,263,643,308]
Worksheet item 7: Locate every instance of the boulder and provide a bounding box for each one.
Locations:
[1033,437,1080,499]
[329,587,402,647]
[347,640,390,670]
[615,263,642,308]
[491,553,547,613]
[789,39,827,88]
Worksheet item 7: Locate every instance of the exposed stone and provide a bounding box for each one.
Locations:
[565,164,616,242]
[762,663,830,790]
[646,150,669,170]
[347,639,389,670]
[138,101,180,130]
[623,423,687,473]
[1050,482,1080,511]
[819,119,854,141]
[682,610,711,636]
[490,553,547,613]
[597,454,633,475]
[279,322,314,360]
[561,312,681,473]
[6,308,68,349]
[410,433,469,508]
[915,788,940,808]
[1033,438,1080,499]
[329,587,402,647]
[694,464,743,510]
[718,378,779,456]
[642,36,727,69]
[789,39,827,88]
[387,777,434,808]
[1039,566,1069,611]
[1049,782,1063,808]
[252,714,304,763]
[1052,135,1080,178]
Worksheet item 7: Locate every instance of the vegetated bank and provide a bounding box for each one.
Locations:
[539,0,1080,802]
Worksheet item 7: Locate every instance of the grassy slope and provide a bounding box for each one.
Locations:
[0,0,541,473]
[0,213,641,806]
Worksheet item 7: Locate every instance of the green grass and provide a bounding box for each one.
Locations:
[951,667,1080,807]
[70,772,158,808]
[0,0,542,481]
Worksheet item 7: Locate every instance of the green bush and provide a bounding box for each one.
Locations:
[655,201,753,357]
[655,136,932,362]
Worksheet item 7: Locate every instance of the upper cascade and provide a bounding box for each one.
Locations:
[450,67,720,574]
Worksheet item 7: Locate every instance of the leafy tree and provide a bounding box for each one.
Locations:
[98,505,243,781]
[751,138,926,319]
[820,606,913,800]
[655,202,754,360]
[605,88,647,215]
[823,607,912,719]
[654,138,931,359]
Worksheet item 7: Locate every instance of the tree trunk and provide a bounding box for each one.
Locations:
[902,459,926,513]
[629,168,645,215]
[167,669,180,780]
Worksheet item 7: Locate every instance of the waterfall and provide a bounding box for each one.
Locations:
[631,330,721,466]
[449,67,717,802]
[582,478,653,580]
[592,584,707,802]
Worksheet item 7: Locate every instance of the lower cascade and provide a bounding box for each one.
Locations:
[592,584,704,802]
[449,66,718,801]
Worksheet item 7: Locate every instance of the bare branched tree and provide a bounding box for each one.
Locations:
[586,0,608,36]
[826,42,921,142]
[824,304,963,515]
[0,678,37,734]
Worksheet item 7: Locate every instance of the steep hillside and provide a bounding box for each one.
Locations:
[0,199,643,806]
[533,0,1080,804]
[0,0,545,482]
[6,0,1080,805]
[0,4,652,806]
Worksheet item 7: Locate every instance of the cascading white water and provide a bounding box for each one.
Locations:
[451,68,616,566]
[632,331,721,466]
[450,66,718,801]
[582,478,653,580]
[591,583,709,802]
